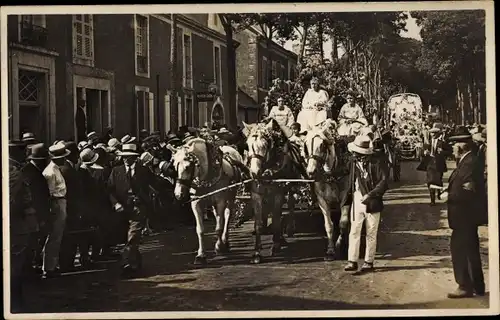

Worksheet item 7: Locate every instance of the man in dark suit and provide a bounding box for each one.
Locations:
[21,143,51,276]
[440,127,487,298]
[420,122,449,205]
[340,135,389,273]
[107,143,155,277]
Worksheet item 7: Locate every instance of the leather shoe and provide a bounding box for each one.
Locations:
[447,288,473,299]
[344,261,358,272]
[474,287,485,296]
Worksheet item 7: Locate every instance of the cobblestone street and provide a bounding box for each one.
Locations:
[20,161,490,313]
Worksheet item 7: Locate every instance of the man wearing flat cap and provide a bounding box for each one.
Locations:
[107,143,156,278]
[438,126,487,299]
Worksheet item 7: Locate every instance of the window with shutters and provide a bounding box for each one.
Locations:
[213,45,222,94]
[183,33,193,88]
[135,14,150,77]
[72,15,94,67]
[135,87,154,135]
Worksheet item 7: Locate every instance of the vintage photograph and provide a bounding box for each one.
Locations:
[1,2,497,318]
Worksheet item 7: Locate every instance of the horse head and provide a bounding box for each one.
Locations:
[172,137,208,200]
[304,119,338,179]
[242,119,279,178]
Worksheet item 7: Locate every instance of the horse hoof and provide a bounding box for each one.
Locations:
[250,254,262,264]
[193,256,207,265]
[215,243,230,256]
[280,238,289,247]
[271,244,282,256]
[324,252,336,261]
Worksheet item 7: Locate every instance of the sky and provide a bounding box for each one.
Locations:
[283,11,422,59]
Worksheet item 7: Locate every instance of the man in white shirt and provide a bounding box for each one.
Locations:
[268,97,295,128]
[41,142,70,278]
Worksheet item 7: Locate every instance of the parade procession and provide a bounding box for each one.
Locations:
[3,4,496,317]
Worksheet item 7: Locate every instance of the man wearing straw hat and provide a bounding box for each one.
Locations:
[268,97,295,128]
[438,126,486,298]
[41,142,71,279]
[340,135,389,273]
[107,143,155,277]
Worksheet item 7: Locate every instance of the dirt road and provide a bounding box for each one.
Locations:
[18,161,491,314]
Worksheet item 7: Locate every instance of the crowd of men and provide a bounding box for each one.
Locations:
[8,107,489,311]
[8,123,241,311]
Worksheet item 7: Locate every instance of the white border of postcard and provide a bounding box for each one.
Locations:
[1,1,498,319]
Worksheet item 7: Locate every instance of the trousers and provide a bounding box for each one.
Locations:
[121,207,146,270]
[450,228,485,292]
[43,199,67,272]
[348,190,381,263]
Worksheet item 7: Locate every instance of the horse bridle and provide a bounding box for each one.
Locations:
[247,134,272,165]
[305,134,328,166]
[175,151,199,188]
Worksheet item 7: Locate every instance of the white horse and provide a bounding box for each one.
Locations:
[303,119,343,260]
[172,137,245,265]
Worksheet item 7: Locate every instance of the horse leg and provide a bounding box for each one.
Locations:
[271,191,285,256]
[221,197,235,252]
[316,191,335,261]
[191,200,207,265]
[250,191,264,264]
[336,205,351,258]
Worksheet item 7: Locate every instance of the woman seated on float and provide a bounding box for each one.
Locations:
[337,91,368,136]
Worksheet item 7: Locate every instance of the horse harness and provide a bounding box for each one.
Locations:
[175,141,241,193]
[304,133,339,183]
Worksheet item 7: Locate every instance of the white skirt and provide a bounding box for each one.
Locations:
[296,109,327,132]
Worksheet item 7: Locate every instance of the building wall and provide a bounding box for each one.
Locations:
[7,13,235,141]
[235,30,258,102]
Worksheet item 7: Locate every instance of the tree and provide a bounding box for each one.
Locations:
[412,10,486,124]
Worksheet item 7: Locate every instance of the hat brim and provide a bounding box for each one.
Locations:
[50,149,71,159]
[428,128,441,133]
[22,138,36,142]
[347,142,374,155]
[82,153,99,165]
[448,135,472,142]
[117,151,139,156]
[28,155,48,160]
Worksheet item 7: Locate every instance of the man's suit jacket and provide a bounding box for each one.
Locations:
[422,138,448,173]
[107,162,155,211]
[21,162,51,224]
[340,155,389,213]
[447,152,487,229]
[60,160,82,216]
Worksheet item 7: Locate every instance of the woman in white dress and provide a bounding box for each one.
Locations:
[296,77,330,133]
[337,92,368,136]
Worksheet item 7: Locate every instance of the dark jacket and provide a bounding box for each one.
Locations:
[59,160,83,218]
[9,159,35,236]
[21,162,51,226]
[107,162,155,212]
[422,138,448,173]
[447,152,488,229]
[340,154,389,213]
